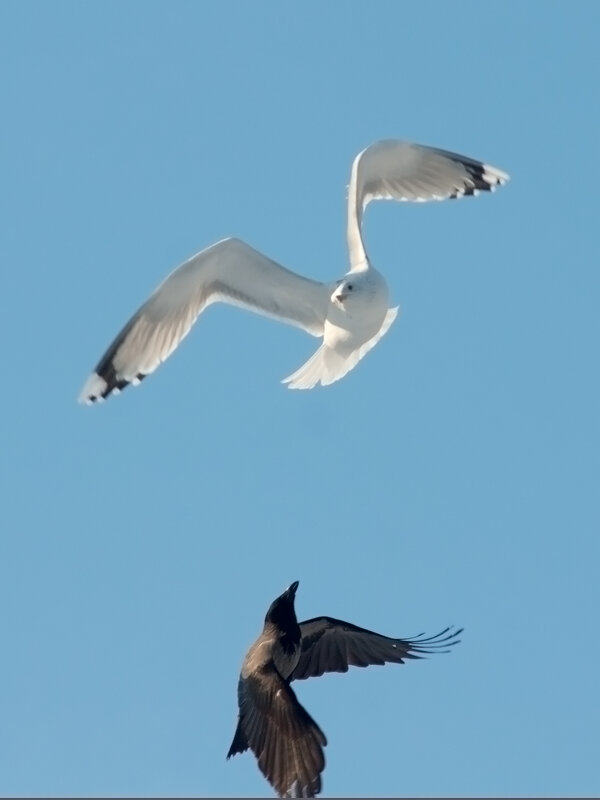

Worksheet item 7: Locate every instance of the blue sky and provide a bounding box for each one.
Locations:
[1,1,599,796]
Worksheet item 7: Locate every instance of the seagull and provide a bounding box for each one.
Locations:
[227,580,462,798]
[79,140,508,403]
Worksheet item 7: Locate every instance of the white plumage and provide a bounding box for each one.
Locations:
[79,139,508,404]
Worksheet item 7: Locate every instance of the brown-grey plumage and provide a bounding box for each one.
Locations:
[227,581,462,798]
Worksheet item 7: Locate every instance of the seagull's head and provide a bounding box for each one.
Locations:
[331,269,390,326]
[332,279,358,308]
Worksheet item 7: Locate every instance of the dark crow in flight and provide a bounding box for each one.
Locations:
[227,581,462,797]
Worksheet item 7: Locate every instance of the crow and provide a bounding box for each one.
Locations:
[227,580,462,797]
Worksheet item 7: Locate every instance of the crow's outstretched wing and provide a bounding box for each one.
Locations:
[291,618,462,680]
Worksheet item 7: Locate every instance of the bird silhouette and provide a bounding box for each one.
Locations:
[227,581,462,797]
[79,139,508,403]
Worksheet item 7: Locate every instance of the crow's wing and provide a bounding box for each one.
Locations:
[291,617,462,680]
[228,665,327,798]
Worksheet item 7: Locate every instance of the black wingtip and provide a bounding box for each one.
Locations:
[95,348,147,399]
[448,158,507,199]
[82,313,149,403]
[226,721,249,759]
[406,625,463,656]
[81,366,146,404]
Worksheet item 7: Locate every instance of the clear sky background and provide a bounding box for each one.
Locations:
[1,1,599,797]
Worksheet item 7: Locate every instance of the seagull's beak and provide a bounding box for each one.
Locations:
[333,289,347,306]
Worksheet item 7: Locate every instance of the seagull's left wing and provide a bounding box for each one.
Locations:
[79,237,330,403]
[290,617,462,680]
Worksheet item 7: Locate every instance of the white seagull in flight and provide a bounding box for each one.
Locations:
[79,139,508,404]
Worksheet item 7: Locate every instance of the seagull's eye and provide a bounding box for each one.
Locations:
[347,284,353,291]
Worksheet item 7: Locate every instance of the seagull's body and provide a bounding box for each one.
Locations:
[227,581,462,798]
[79,140,508,403]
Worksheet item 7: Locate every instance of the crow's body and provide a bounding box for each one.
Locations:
[227,581,462,797]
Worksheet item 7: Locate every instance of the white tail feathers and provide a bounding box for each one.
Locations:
[282,306,399,390]
[282,343,349,390]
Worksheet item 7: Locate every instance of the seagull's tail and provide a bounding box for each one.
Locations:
[282,306,399,390]
[282,342,347,390]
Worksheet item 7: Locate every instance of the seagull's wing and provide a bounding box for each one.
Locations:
[347,139,509,268]
[79,237,330,403]
[290,618,462,680]
[228,667,327,798]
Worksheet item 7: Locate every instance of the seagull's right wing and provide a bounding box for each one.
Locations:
[347,139,509,268]
[291,617,462,680]
[79,237,330,403]
[228,667,326,799]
